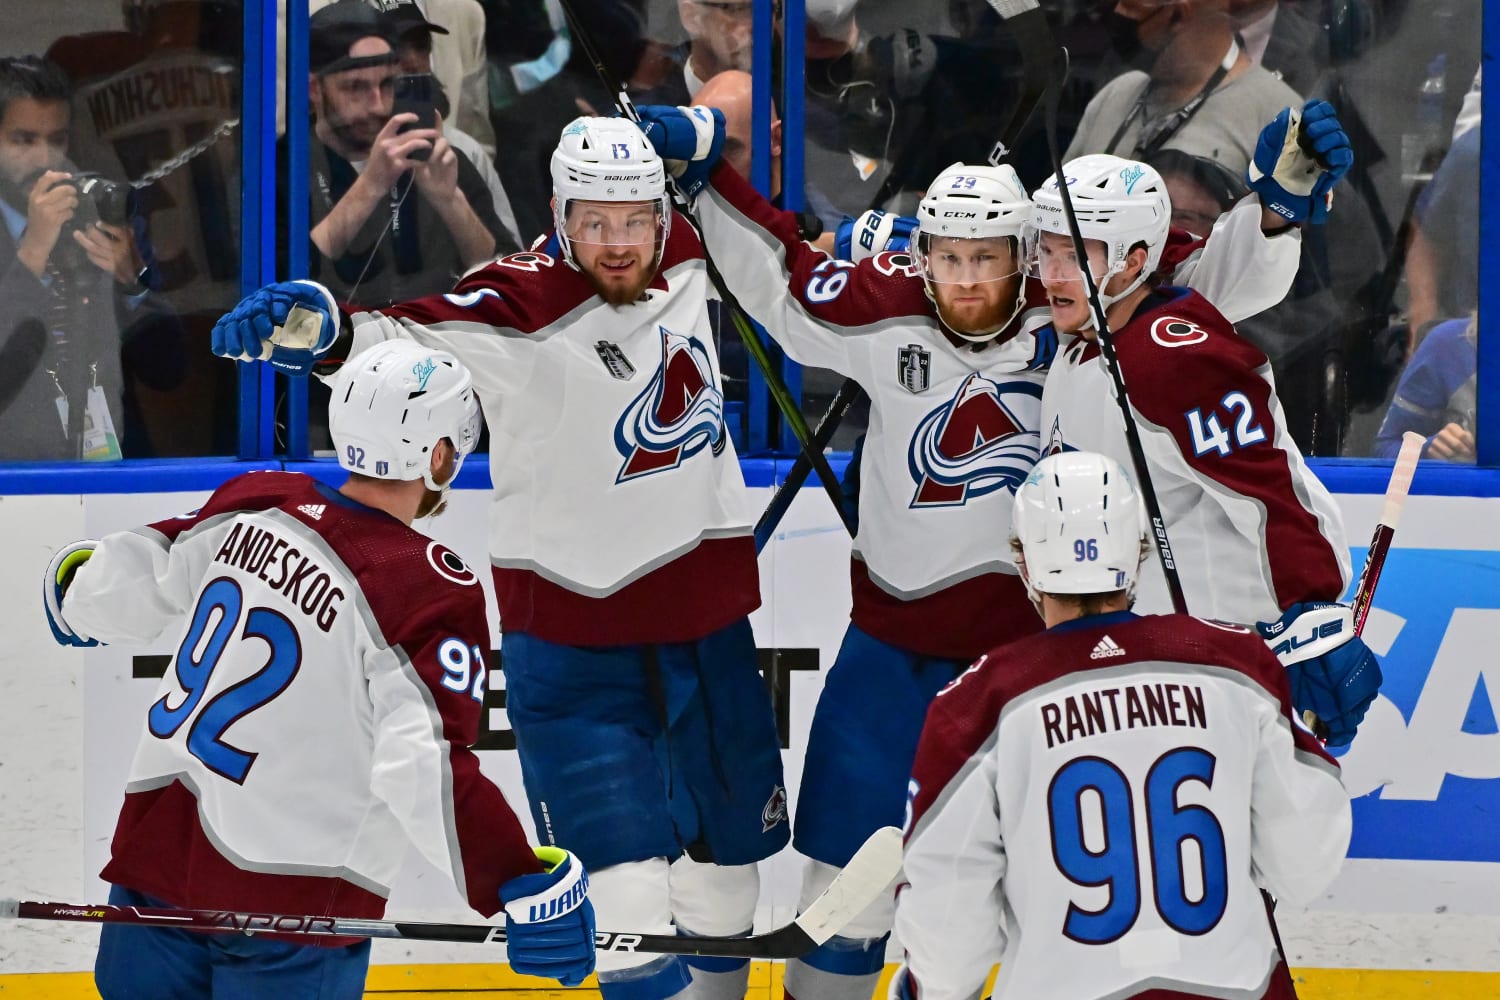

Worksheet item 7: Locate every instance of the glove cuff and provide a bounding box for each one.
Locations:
[1260,604,1354,667]
[502,849,589,924]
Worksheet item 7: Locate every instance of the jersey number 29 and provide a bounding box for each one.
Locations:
[148,577,302,784]
[1047,747,1228,945]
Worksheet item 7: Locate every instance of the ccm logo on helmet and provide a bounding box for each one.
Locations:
[1150,317,1208,348]
[942,210,978,218]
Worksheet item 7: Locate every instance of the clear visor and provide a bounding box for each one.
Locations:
[915,234,1021,286]
[561,200,668,252]
[1021,223,1112,284]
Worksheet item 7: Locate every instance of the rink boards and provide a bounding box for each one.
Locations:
[1,458,1498,995]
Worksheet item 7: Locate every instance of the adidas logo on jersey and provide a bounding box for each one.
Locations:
[296,504,326,520]
[1090,635,1126,660]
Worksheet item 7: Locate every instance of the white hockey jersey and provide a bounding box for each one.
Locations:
[897,612,1351,1000]
[1040,288,1350,623]
[342,220,760,646]
[60,472,540,930]
[693,164,1300,659]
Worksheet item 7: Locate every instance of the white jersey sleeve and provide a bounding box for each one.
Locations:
[1162,195,1300,325]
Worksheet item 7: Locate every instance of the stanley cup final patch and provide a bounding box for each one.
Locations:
[898,344,931,394]
[596,341,637,380]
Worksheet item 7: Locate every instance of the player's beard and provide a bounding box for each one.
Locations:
[319,95,384,159]
[934,278,1019,340]
[416,451,458,520]
[581,248,661,307]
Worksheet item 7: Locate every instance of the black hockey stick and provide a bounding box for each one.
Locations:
[4,827,902,960]
[1037,50,1190,616]
[555,0,854,536]
[755,0,1054,551]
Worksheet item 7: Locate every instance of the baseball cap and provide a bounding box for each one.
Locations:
[310,0,400,75]
[366,0,450,37]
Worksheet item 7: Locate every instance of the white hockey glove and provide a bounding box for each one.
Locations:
[43,540,100,648]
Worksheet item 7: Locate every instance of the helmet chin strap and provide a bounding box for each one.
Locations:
[1077,261,1147,331]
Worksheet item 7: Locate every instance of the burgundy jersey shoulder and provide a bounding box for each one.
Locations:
[1156,226,1205,277]
[147,471,312,543]
[1105,287,1268,377]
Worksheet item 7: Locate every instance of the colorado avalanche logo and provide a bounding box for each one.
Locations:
[614,327,725,482]
[908,372,1042,507]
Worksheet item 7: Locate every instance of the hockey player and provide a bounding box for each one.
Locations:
[1028,152,1380,748]
[894,450,1352,1000]
[42,341,595,998]
[632,101,1348,1000]
[207,117,788,1000]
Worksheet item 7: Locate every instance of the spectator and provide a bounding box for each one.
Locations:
[379,0,523,247]
[1227,0,1330,96]
[1404,120,1478,342]
[1374,313,1476,462]
[47,1,240,457]
[0,55,162,461]
[297,0,512,306]
[1065,0,1303,178]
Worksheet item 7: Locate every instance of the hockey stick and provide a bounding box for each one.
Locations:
[1038,48,1190,616]
[554,0,854,537]
[3,827,903,960]
[1299,429,1423,737]
[755,0,1055,551]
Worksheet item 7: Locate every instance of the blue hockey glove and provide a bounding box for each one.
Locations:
[1247,100,1354,226]
[634,104,725,199]
[43,540,100,648]
[210,280,341,377]
[834,210,918,263]
[499,847,596,986]
[1257,602,1382,748]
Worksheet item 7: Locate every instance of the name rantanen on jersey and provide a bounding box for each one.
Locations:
[1040,682,1208,749]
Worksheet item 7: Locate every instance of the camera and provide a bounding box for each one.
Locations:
[63,173,130,231]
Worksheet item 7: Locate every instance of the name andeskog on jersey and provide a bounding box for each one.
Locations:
[212,522,346,632]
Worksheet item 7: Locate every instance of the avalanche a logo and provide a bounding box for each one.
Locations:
[908,372,1042,507]
[614,326,725,483]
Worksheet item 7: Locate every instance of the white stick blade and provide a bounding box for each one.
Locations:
[793,826,904,946]
[1380,431,1424,528]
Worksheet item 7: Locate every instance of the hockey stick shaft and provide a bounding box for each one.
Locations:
[555,0,854,536]
[757,0,1054,548]
[1300,431,1422,737]
[1039,52,1190,616]
[4,827,904,960]
[1350,430,1423,636]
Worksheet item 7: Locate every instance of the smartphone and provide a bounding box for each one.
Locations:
[392,73,438,162]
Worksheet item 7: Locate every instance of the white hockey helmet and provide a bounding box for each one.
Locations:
[550,116,671,267]
[327,340,481,494]
[1010,451,1147,603]
[914,162,1031,342]
[1024,154,1171,318]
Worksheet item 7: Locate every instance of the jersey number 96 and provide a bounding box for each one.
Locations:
[1047,747,1228,945]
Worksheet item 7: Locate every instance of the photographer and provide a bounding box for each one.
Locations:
[297,0,512,306]
[0,55,153,461]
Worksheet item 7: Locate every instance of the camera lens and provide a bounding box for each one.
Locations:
[73,174,129,226]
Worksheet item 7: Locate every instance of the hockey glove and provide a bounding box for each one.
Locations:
[499,847,596,987]
[834,210,918,263]
[1246,100,1353,226]
[43,540,100,648]
[1257,602,1382,748]
[210,280,341,377]
[634,105,725,200]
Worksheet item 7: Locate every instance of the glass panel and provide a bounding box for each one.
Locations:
[6,0,244,462]
[1051,0,1482,461]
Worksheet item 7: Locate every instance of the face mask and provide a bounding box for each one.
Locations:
[1102,10,1156,73]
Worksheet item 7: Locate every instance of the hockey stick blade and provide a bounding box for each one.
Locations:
[2,828,904,960]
